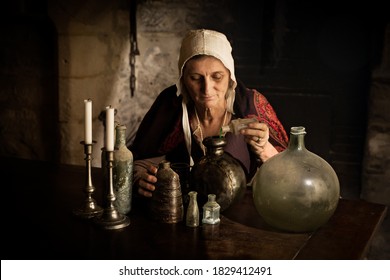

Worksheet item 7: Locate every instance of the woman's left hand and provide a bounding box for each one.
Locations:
[241,121,279,162]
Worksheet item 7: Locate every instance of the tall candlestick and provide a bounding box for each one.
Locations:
[105,106,115,151]
[73,141,103,219]
[93,150,130,230]
[84,99,93,144]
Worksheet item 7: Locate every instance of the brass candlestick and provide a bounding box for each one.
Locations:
[73,141,103,219]
[93,150,130,230]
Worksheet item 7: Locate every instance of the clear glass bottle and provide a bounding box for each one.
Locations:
[186,191,199,227]
[202,194,221,225]
[220,118,258,135]
[252,126,340,232]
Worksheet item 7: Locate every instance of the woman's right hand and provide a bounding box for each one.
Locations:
[136,164,158,198]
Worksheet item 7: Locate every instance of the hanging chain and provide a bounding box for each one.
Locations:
[129,0,140,97]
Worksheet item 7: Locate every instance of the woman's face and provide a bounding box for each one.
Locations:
[182,55,230,110]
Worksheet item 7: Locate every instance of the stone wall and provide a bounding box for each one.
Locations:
[48,0,133,165]
[361,24,390,205]
[0,1,58,162]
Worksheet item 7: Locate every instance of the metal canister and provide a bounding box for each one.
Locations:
[150,160,184,223]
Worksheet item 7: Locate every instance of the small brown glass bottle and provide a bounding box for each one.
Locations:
[186,191,199,227]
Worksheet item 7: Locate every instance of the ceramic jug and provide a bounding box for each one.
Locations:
[190,136,246,212]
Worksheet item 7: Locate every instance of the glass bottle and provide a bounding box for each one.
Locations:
[186,191,199,227]
[220,118,257,135]
[202,194,220,225]
[113,125,133,215]
[252,126,340,232]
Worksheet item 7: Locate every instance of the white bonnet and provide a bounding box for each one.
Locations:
[176,29,237,112]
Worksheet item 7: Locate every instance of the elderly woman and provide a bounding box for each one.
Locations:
[130,29,288,198]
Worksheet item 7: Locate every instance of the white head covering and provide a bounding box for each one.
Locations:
[175,29,237,165]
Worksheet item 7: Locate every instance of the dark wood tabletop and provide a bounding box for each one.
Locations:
[1,157,387,260]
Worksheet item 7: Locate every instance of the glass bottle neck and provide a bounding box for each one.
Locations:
[208,194,216,202]
[115,127,126,146]
[288,134,306,150]
[288,127,306,151]
[189,191,197,199]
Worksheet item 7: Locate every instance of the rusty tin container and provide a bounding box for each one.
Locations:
[150,160,184,223]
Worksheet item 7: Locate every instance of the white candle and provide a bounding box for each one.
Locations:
[105,105,115,151]
[84,99,93,144]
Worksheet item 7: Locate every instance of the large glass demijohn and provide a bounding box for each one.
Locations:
[252,126,340,232]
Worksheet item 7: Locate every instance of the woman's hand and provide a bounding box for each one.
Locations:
[241,122,279,162]
[136,164,158,197]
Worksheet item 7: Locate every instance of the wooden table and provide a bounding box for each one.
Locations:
[1,157,387,260]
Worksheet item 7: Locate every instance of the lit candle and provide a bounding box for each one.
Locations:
[105,105,115,151]
[84,99,93,144]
